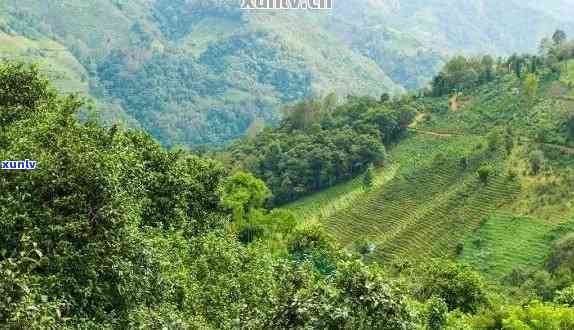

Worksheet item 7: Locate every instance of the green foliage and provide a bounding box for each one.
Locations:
[0,61,430,328]
[362,164,375,190]
[523,73,540,104]
[528,150,546,175]
[220,171,271,221]
[187,233,277,329]
[270,260,418,329]
[477,165,494,184]
[502,301,574,330]
[0,62,55,126]
[546,233,574,273]
[552,30,568,46]
[228,95,414,205]
[413,260,488,313]
[555,285,574,306]
[431,55,496,96]
[426,296,448,330]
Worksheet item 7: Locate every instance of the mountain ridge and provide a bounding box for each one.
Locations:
[1,0,573,146]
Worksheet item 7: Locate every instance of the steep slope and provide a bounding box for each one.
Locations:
[285,69,574,280]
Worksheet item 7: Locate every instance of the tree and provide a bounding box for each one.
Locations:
[523,73,540,104]
[566,110,574,140]
[0,62,231,327]
[539,37,554,56]
[0,63,56,126]
[427,296,448,330]
[220,172,271,221]
[322,92,338,114]
[546,233,574,273]
[380,93,391,103]
[552,29,567,46]
[414,260,487,313]
[480,55,495,83]
[502,302,574,329]
[528,150,545,175]
[477,165,493,184]
[487,130,502,151]
[362,164,375,190]
[246,119,265,140]
[513,57,523,78]
[555,285,574,307]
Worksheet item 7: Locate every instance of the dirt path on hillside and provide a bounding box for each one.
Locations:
[540,143,574,155]
[408,112,456,138]
[409,128,454,138]
[408,113,427,129]
[409,111,574,152]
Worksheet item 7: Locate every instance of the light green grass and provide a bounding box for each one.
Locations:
[285,163,399,226]
[0,32,88,94]
[459,213,556,280]
[559,59,574,89]
[284,132,481,226]
[287,131,527,264]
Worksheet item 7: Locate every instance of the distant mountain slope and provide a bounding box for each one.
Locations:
[1,0,572,146]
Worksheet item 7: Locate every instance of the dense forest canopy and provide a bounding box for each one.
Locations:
[226,94,417,205]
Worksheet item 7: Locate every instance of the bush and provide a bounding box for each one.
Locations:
[455,242,465,256]
[555,285,574,307]
[237,224,266,244]
[413,260,488,313]
[529,150,545,175]
[427,296,448,330]
[502,302,574,329]
[477,165,494,184]
[546,233,574,273]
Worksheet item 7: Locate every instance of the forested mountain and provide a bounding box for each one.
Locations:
[1,0,573,147]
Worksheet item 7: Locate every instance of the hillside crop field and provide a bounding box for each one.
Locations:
[285,71,574,281]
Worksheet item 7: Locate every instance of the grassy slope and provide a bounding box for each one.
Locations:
[283,72,574,280]
[560,59,574,96]
[0,32,88,95]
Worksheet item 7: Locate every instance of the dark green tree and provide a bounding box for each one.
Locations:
[552,29,567,46]
[362,164,375,190]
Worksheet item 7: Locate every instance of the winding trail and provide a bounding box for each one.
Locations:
[409,112,574,154]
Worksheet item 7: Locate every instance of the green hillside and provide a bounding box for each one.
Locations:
[4,33,574,329]
[285,59,574,281]
[1,0,573,147]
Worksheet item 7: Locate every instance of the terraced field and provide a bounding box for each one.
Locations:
[459,213,557,280]
[283,67,574,278]
[559,59,574,92]
[320,132,522,261]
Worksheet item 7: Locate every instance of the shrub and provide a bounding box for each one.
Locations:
[502,302,574,329]
[237,223,266,244]
[528,150,545,175]
[554,285,574,306]
[546,233,574,273]
[477,165,494,184]
[456,242,464,256]
[427,296,448,330]
[414,260,488,313]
